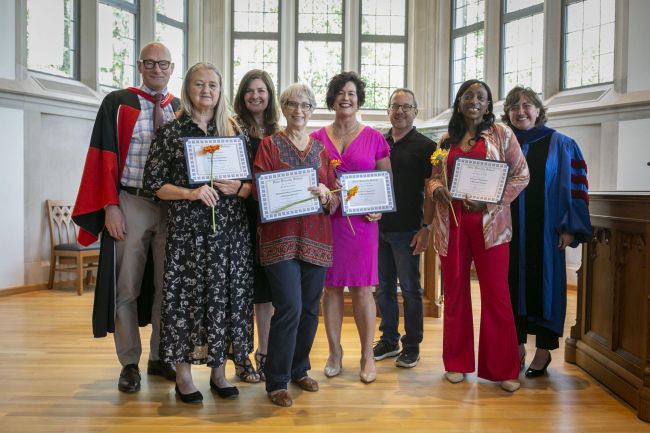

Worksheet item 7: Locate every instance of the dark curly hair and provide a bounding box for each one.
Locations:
[442,79,495,149]
[325,71,366,110]
[501,86,547,129]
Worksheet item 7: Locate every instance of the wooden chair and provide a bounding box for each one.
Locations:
[46,200,100,295]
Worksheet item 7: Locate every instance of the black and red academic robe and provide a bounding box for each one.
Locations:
[72,88,179,338]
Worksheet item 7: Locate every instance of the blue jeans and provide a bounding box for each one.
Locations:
[377,230,424,351]
[263,259,326,392]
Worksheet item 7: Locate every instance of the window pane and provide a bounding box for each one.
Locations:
[156,22,184,96]
[298,0,343,34]
[98,3,137,90]
[361,0,405,36]
[233,39,279,96]
[563,0,615,89]
[454,0,484,29]
[156,0,184,22]
[361,42,405,109]
[234,0,279,32]
[505,0,541,13]
[451,30,484,99]
[297,41,342,107]
[502,12,543,95]
[26,0,76,78]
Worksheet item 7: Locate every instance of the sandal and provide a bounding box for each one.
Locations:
[234,356,260,383]
[255,350,267,382]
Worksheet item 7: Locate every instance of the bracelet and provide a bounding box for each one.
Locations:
[235,181,244,197]
[422,223,432,231]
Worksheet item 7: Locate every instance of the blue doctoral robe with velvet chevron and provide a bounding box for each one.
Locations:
[513,130,592,336]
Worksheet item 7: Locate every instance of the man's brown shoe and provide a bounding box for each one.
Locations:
[268,389,292,407]
[292,376,319,392]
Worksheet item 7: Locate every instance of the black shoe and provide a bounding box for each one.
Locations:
[175,385,203,404]
[118,364,141,393]
[525,353,552,378]
[395,348,420,368]
[147,360,176,381]
[373,340,400,360]
[210,378,239,399]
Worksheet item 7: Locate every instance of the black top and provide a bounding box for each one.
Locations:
[379,127,437,232]
[508,133,551,319]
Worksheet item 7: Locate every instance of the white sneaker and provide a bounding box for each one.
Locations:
[501,380,521,392]
[445,372,465,384]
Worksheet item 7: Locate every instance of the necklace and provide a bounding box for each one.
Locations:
[331,121,360,151]
[460,138,476,152]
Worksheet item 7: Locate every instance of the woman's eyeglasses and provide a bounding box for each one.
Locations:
[284,101,313,110]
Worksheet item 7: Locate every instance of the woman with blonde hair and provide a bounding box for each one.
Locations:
[144,63,254,404]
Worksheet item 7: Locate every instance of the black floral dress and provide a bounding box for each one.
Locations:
[143,113,254,367]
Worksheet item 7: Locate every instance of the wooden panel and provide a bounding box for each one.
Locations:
[568,192,650,422]
[585,228,614,347]
[616,231,646,366]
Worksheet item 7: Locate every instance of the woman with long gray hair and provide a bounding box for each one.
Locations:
[144,62,254,404]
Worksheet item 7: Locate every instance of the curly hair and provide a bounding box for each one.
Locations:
[233,69,280,138]
[501,86,547,129]
[325,71,366,110]
[443,79,495,149]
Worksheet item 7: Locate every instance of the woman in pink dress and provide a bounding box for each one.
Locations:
[311,72,391,384]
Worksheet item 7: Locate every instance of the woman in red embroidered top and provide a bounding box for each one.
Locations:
[253,83,339,407]
[425,79,529,392]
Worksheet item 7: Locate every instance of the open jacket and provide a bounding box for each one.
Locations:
[427,123,529,256]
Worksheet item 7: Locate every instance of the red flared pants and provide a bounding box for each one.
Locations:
[439,203,519,381]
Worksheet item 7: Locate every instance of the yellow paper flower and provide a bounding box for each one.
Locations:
[331,159,342,169]
[430,148,448,165]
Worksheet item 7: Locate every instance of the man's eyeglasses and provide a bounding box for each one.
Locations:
[284,101,313,110]
[140,59,172,70]
[388,103,415,113]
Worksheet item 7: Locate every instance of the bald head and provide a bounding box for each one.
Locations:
[140,42,171,61]
[137,42,174,92]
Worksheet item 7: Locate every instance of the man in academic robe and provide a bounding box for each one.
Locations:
[73,42,180,393]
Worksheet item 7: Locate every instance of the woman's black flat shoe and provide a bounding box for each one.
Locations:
[175,385,203,404]
[210,378,239,399]
[525,353,552,378]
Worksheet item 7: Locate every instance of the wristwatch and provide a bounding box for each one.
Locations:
[422,223,432,231]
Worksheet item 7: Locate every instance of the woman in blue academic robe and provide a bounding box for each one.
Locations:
[502,86,592,378]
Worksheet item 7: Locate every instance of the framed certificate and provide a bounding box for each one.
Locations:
[256,167,322,223]
[449,157,510,204]
[183,136,251,184]
[338,170,397,216]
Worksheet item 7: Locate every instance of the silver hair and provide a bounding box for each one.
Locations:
[279,83,317,110]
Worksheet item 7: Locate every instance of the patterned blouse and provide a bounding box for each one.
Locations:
[427,123,530,256]
[253,132,340,267]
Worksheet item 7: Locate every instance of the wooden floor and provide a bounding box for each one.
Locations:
[1,285,650,433]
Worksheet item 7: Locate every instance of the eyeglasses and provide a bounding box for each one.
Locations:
[388,103,415,113]
[140,59,172,70]
[284,101,313,110]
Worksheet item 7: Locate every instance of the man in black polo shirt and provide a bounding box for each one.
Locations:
[373,88,436,368]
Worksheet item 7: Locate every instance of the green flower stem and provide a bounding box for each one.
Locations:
[211,154,216,233]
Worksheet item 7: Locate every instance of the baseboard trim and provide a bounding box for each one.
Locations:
[0,279,90,297]
[0,283,48,297]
